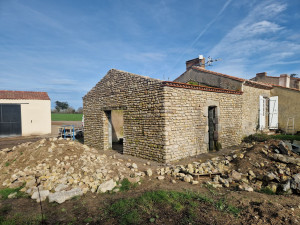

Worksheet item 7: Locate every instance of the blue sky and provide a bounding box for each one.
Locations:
[1,0,299,109]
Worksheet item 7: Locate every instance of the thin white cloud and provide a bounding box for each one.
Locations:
[167,0,233,75]
[190,0,233,48]
[247,21,283,35]
[263,3,287,16]
[208,0,297,78]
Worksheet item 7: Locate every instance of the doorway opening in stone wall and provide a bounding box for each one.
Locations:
[208,106,218,151]
[110,110,124,153]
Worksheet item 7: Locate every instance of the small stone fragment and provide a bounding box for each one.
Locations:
[157,176,165,180]
[146,169,153,177]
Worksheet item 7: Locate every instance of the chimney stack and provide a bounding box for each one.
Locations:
[186,55,205,70]
[279,74,290,88]
[256,72,267,79]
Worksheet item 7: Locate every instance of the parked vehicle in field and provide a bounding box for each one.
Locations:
[58,125,84,140]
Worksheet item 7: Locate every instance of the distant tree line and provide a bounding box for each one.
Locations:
[51,101,83,114]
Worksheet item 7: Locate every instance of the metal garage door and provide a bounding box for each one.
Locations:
[0,104,22,137]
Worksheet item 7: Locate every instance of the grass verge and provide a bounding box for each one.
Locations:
[118,178,138,192]
[0,213,43,225]
[106,190,241,225]
[243,133,300,142]
[51,113,83,121]
[0,185,27,200]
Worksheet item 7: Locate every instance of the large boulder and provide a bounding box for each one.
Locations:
[271,154,300,166]
[48,188,83,204]
[31,190,50,202]
[291,173,300,193]
[278,141,289,155]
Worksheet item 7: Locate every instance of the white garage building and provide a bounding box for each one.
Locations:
[0,90,51,137]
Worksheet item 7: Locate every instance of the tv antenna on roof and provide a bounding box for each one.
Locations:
[205,56,222,66]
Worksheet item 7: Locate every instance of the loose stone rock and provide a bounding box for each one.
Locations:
[32,190,50,202]
[157,176,165,180]
[97,179,116,193]
[8,192,17,199]
[146,169,153,177]
[49,188,83,204]
[131,163,138,169]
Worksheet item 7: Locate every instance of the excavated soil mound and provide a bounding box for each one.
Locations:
[0,138,146,203]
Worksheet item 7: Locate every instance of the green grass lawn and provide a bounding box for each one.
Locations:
[51,113,83,121]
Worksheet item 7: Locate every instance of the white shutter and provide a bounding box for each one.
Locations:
[269,96,278,129]
[259,96,265,130]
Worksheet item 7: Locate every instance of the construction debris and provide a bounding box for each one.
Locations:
[156,140,300,194]
[0,138,145,203]
[1,138,299,204]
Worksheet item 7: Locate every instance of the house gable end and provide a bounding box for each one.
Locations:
[83,69,163,104]
[174,67,243,91]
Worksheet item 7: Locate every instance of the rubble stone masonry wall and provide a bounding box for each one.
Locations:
[83,69,166,162]
[163,86,243,161]
[84,69,247,162]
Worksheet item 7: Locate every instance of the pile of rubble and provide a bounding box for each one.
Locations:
[1,137,299,204]
[156,140,300,194]
[0,138,148,203]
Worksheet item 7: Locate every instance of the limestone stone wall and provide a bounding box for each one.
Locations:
[241,85,271,136]
[84,69,263,163]
[271,87,300,133]
[163,86,243,161]
[83,69,166,162]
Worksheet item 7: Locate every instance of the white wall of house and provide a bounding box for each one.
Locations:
[0,99,51,136]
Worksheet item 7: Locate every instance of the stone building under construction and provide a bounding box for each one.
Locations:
[83,57,300,162]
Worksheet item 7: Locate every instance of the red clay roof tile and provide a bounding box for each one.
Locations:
[0,90,50,100]
[162,81,243,95]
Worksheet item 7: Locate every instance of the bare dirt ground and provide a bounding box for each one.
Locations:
[0,127,300,224]
[1,178,300,224]
[0,121,82,150]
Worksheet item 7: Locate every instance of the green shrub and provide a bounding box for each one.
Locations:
[243,133,300,143]
[270,134,300,141]
[187,81,199,85]
[118,178,138,192]
[243,133,270,142]
[260,187,276,195]
[0,185,27,200]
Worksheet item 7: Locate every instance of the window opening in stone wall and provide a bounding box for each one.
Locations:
[208,106,218,151]
[111,110,124,153]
